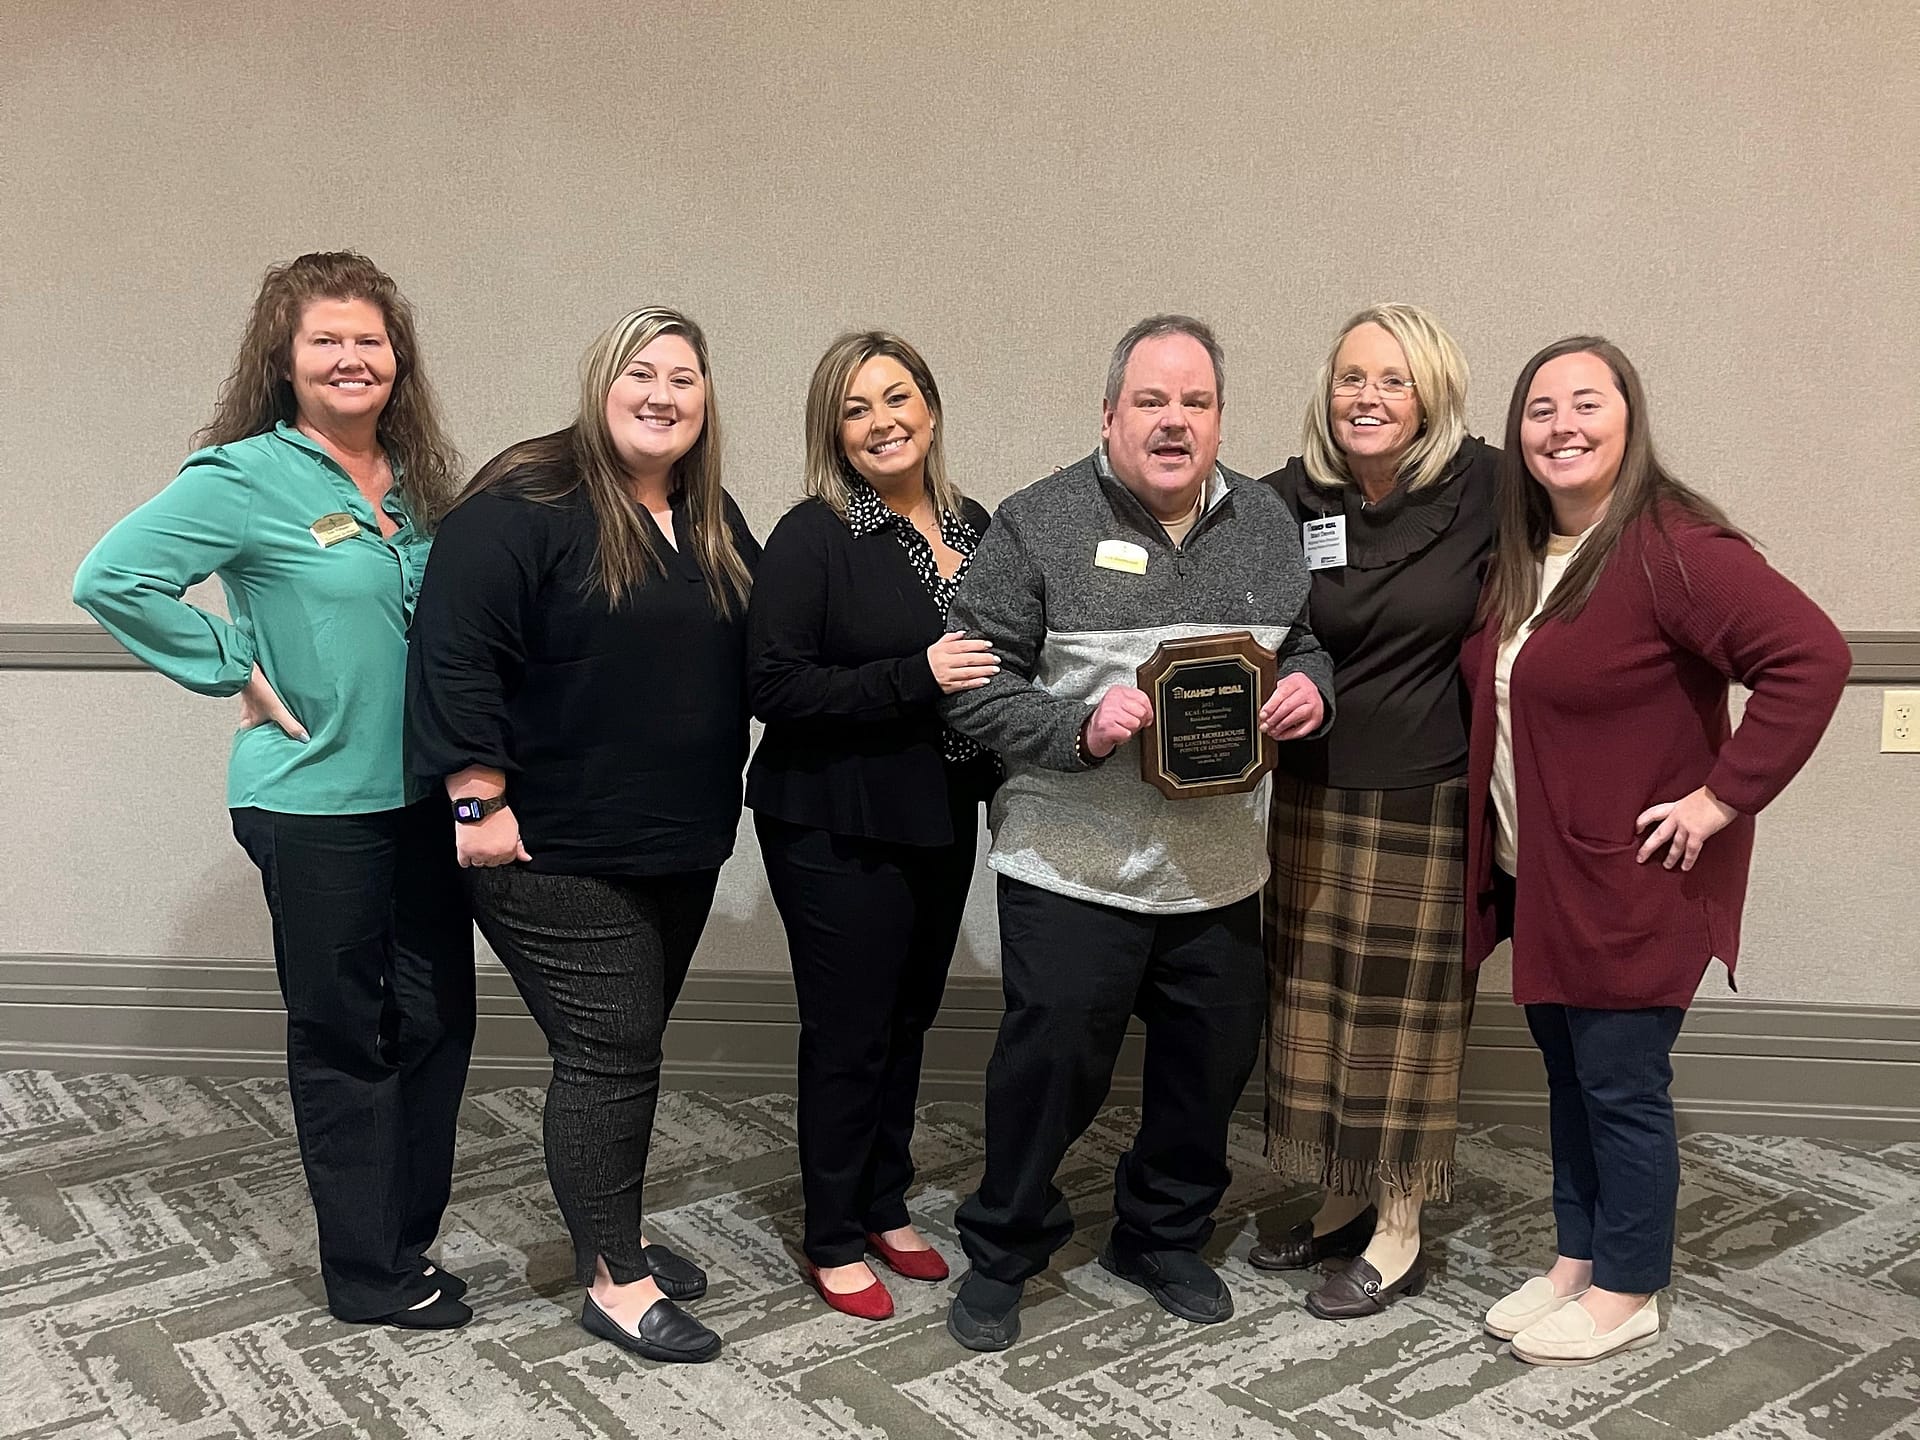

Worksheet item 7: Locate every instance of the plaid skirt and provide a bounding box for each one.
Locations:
[1263,773,1473,1201]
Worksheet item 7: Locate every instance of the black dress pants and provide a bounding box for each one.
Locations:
[756,803,977,1266]
[955,876,1265,1285]
[230,800,475,1321]
[465,865,718,1286]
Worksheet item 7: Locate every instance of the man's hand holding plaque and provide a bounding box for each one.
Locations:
[1259,670,1325,742]
[1081,683,1155,759]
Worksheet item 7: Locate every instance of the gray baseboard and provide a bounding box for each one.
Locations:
[2,953,1914,1140]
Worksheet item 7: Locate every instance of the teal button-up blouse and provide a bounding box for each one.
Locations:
[74,423,433,814]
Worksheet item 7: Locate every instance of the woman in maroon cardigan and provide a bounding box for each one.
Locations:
[1459,336,1848,1366]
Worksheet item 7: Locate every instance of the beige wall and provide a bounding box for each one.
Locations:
[3,1,1916,1000]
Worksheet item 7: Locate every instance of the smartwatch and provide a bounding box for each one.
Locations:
[451,795,508,824]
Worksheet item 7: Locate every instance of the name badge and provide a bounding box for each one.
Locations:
[1095,539,1148,575]
[1302,516,1346,571]
[310,512,361,548]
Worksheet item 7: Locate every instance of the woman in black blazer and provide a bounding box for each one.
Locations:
[748,332,1000,1320]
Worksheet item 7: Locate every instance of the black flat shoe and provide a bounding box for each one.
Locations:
[1247,1207,1377,1272]
[644,1243,708,1301]
[1305,1253,1429,1320]
[946,1271,1022,1352]
[420,1262,467,1301]
[580,1294,721,1364]
[1097,1241,1233,1324]
[368,1290,472,1330]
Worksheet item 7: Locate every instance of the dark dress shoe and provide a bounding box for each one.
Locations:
[1305,1253,1429,1319]
[946,1271,1022,1352]
[580,1294,721,1363]
[420,1263,467,1301]
[1247,1207,1377,1272]
[369,1290,472,1330]
[1097,1241,1233,1324]
[644,1243,708,1301]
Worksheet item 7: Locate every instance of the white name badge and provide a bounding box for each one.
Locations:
[1302,516,1347,571]
[1094,539,1149,575]
[310,512,361,548]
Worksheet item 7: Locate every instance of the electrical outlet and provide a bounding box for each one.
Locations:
[1883,690,1920,753]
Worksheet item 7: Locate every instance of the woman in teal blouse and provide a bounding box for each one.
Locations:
[73,252,477,1330]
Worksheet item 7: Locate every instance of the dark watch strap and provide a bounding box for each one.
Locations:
[451,794,508,824]
[1074,717,1110,769]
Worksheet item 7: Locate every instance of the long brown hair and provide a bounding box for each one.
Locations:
[460,307,753,618]
[802,331,964,521]
[1479,335,1743,641]
[195,251,461,523]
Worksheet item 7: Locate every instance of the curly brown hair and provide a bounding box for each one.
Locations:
[195,251,461,523]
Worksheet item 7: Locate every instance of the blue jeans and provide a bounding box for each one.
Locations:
[1523,1003,1686,1294]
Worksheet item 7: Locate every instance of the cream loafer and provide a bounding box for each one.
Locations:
[1484,1275,1586,1340]
[1512,1294,1660,1366]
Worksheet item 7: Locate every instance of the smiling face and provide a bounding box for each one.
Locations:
[1101,333,1223,522]
[603,332,707,479]
[1521,351,1628,524]
[839,354,933,493]
[286,297,394,432]
[1329,321,1422,470]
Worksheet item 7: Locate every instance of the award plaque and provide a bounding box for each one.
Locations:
[1136,632,1277,800]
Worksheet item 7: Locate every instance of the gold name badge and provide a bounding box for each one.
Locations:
[309,512,361,548]
[1094,539,1148,575]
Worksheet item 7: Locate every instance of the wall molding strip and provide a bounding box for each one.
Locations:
[3,955,1915,1141]
[5,623,1920,683]
[0,624,139,669]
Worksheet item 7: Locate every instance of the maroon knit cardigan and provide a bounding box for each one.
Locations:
[1459,507,1850,1009]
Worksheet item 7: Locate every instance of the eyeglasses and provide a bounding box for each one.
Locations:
[1332,373,1416,399]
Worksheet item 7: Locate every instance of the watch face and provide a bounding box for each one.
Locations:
[455,799,480,822]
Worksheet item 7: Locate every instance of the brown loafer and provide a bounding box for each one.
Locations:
[1247,1207,1377,1272]
[1304,1253,1429,1320]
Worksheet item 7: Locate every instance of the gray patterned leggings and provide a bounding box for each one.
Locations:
[466,865,719,1285]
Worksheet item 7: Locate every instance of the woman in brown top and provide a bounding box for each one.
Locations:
[1253,303,1497,1318]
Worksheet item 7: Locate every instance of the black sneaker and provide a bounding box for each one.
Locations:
[1097,1240,1233,1323]
[946,1270,1023,1352]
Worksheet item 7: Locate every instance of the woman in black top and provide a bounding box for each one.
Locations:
[407,307,757,1365]
[747,332,999,1321]
[1250,304,1497,1318]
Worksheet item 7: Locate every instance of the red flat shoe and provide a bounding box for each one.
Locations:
[808,1263,894,1321]
[866,1232,950,1282]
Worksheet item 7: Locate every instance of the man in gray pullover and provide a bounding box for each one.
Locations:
[941,315,1334,1350]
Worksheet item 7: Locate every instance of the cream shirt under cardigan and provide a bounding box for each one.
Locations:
[1492,529,1591,874]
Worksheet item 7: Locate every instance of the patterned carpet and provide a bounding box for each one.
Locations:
[2,1070,1917,1440]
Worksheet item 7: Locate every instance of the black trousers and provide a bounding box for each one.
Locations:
[230,800,475,1321]
[955,877,1265,1284]
[756,804,977,1266]
[466,865,718,1286]
[1525,1003,1686,1293]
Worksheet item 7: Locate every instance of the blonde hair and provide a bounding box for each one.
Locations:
[462,307,752,618]
[197,251,461,523]
[802,331,964,521]
[1300,302,1469,494]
